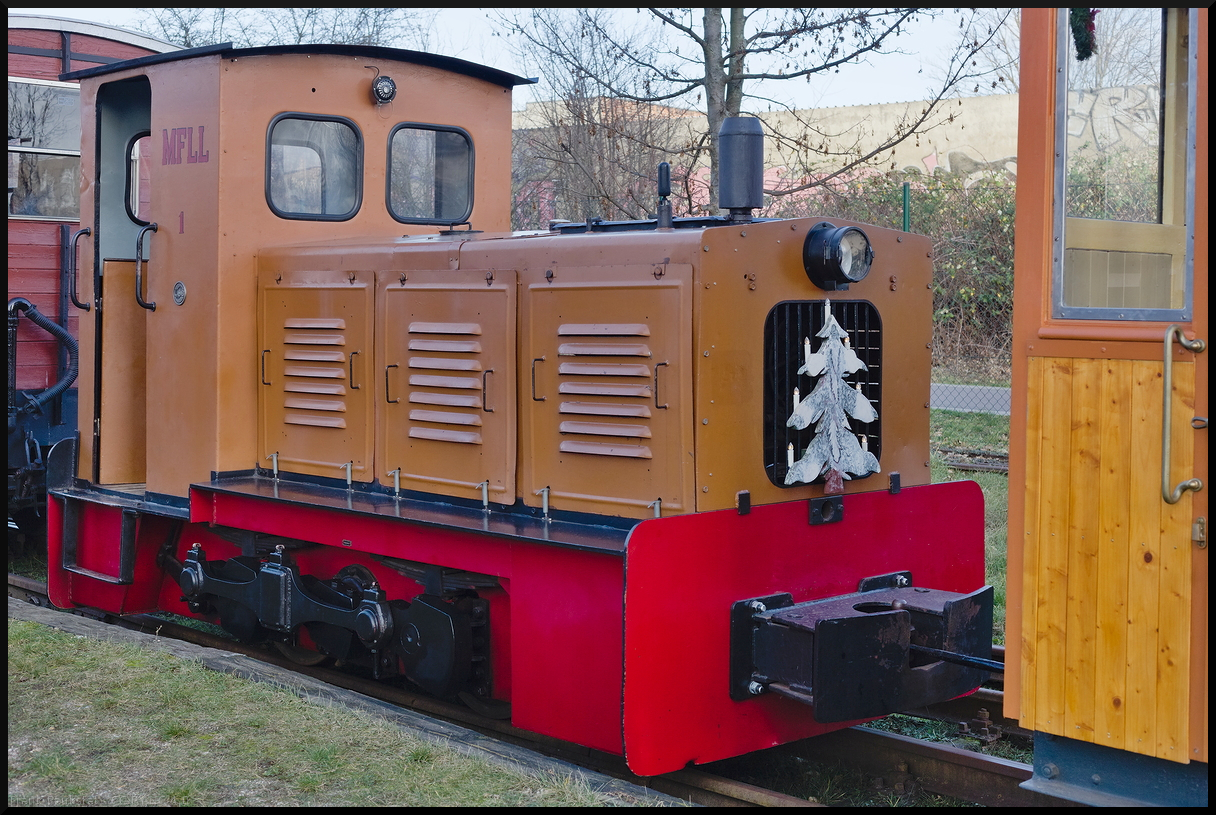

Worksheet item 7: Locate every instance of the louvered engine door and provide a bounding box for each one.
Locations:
[259,269,374,482]
[377,270,517,504]
[522,265,694,518]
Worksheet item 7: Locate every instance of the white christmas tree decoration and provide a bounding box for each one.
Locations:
[784,300,880,492]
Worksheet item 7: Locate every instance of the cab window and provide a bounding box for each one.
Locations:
[387,123,473,224]
[267,114,362,220]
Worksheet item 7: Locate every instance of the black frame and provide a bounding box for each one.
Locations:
[385,122,475,226]
[265,112,363,221]
[123,130,152,226]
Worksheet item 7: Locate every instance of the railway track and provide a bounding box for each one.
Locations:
[9,573,1067,807]
[934,446,1011,474]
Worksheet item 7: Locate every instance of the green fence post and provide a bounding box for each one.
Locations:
[902,181,911,232]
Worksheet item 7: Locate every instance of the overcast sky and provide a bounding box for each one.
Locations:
[11,7,979,112]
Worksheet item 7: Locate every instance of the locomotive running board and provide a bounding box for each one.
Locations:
[729,572,995,722]
[190,472,636,555]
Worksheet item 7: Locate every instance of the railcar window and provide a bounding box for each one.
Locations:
[388,124,473,224]
[1053,8,1195,320]
[267,114,361,220]
[7,78,81,221]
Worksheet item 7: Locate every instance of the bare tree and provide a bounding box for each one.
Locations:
[973,8,1165,97]
[509,9,705,227]
[503,8,1011,211]
[134,8,435,50]
[967,9,1020,93]
[1064,7,1162,92]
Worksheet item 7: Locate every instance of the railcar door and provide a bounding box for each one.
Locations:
[1007,6,1207,785]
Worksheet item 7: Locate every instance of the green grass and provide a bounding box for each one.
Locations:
[866,715,1031,764]
[930,407,1010,453]
[7,620,664,807]
[8,519,48,581]
[930,409,1010,645]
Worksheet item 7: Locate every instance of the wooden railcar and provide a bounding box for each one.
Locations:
[45,41,995,775]
[1006,7,1207,806]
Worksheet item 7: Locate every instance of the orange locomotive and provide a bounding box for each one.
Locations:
[46,42,993,775]
[1005,8,1207,806]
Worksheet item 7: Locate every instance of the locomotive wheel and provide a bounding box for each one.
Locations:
[332,563,378,597]
[272,637,333,666]
[272,564,379,665]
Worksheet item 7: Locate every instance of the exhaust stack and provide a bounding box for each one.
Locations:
[718,117,764,222]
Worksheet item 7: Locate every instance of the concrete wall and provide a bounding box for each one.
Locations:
[513,92,1021,181]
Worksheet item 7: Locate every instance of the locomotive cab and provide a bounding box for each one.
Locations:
[60,44,522,498]
[47,42,994,777]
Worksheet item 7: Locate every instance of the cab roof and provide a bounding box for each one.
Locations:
[60,41,536,89]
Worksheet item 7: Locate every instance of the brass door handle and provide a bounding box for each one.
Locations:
[1162,324,1205,504]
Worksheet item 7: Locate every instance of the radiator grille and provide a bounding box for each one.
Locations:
[764,300,882,487]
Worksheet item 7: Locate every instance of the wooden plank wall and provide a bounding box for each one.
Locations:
[8,222,77,390]
[1020,356,1195,762]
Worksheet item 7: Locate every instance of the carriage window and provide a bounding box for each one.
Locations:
[388,124,473,224]
[126,133,152,224]
[267,114,361,220]
[1053,8,1195,320]
[7,79,81,221]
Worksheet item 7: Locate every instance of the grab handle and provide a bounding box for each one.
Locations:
[1162,324,1205,504]
[135,223,158,311]
[482,369,494,412]
[69,228,91,311]
[653,361,669,409]
[386,364,399,403]
[531,356,546,401]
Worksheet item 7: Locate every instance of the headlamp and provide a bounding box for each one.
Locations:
[802,222,874,290]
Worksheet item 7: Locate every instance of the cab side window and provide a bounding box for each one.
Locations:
[387,124,473,224]
[267,114,362,220]
[7,78,81,221]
